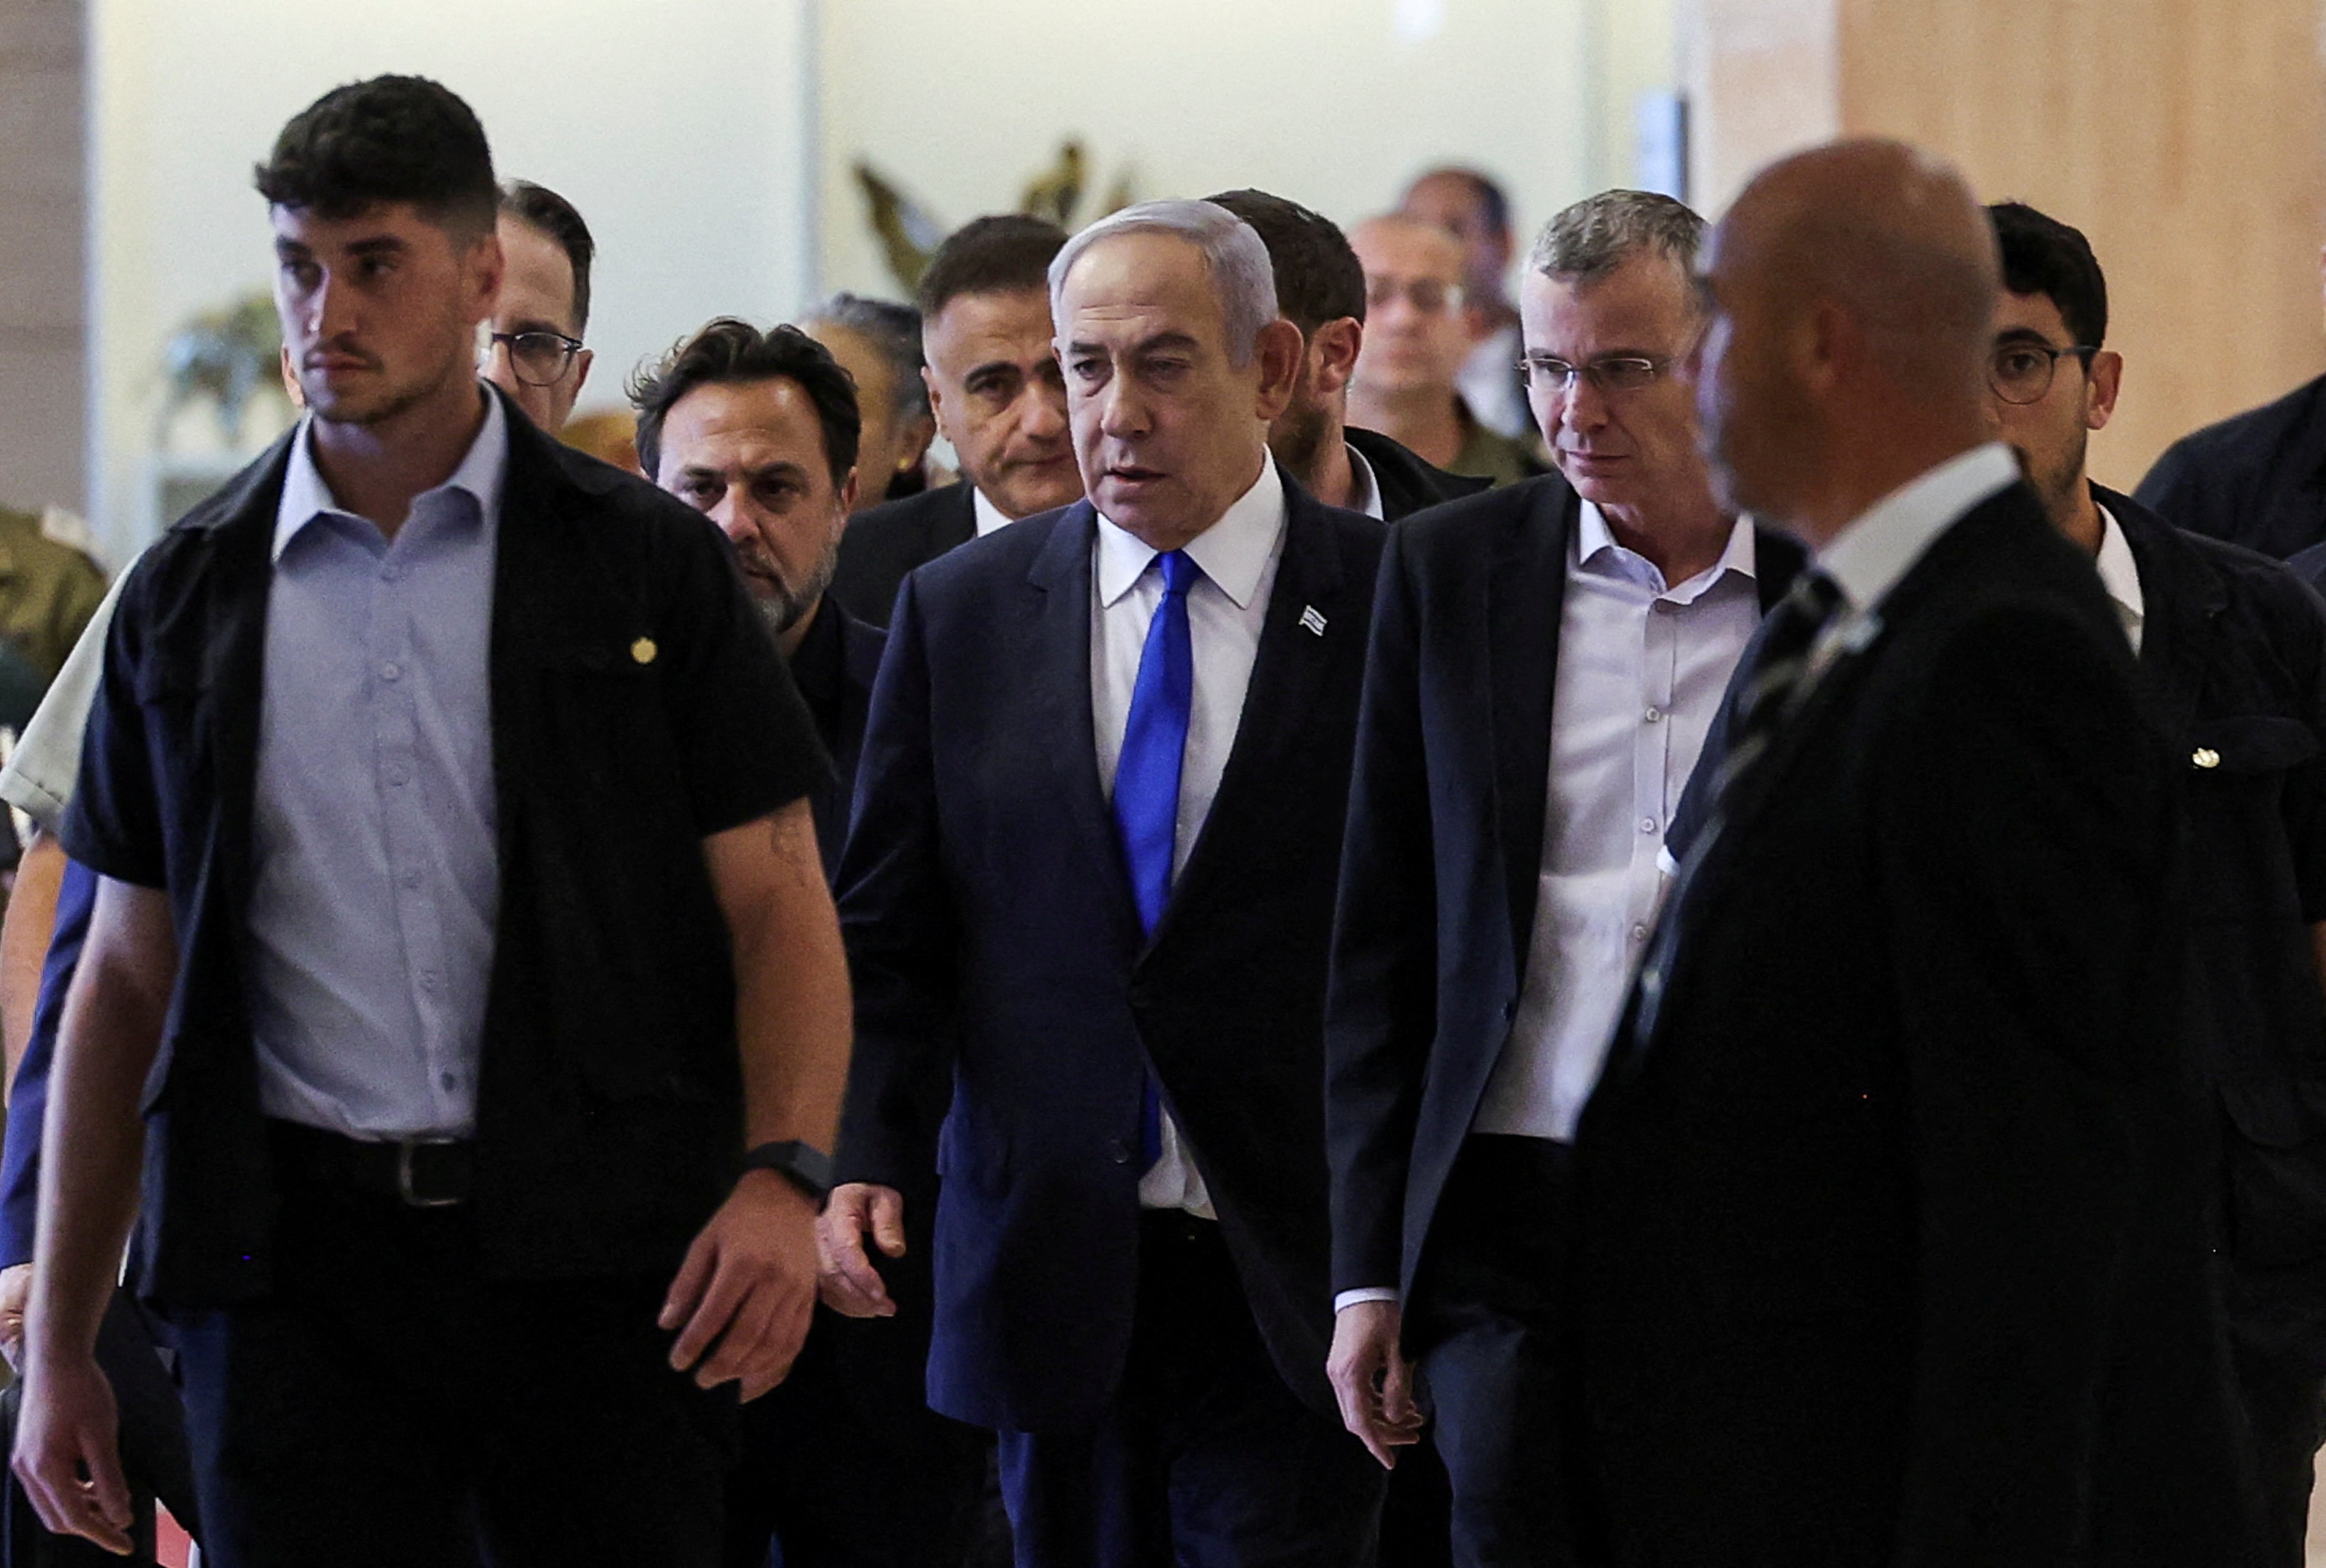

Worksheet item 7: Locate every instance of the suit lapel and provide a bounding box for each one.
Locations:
[2108,491,2219,751]
[1154,484,1345,944]
[1023,503,1144,936]
[1486,480,1575,971]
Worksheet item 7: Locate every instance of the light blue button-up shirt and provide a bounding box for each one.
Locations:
[250,388,505,1139]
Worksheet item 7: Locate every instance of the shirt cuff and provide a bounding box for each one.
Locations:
[1334,1286,1399,1313]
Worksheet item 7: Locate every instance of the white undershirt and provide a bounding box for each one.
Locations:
[1091,458,1288,1218]
[2093,504,2145,652]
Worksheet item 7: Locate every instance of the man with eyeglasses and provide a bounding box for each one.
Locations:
[1989,198,2317,1565]
[1323,189,1804,1567]
[1347,216,1547,490]
[483,178,594,433]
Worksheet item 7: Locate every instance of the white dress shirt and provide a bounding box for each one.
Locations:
[1092,459,1289,1218]
[1816,443,2021,616]
[971,484,1015,537]
[1344,444,1385,521]
[1336,504,1761,1312]
[2093,504,2146,652]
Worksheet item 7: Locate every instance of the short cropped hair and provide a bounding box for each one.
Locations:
[255,76,496,240]
[1529,189,1706,284]
[628,319,861,486]
[1987,201,2108,349]
[1049,199,1279,367]
[916,215,1069,321]
[499,179,596,334]
[1413,167,1512,240]
[1206,189,1366,333]
[802,293,930,422]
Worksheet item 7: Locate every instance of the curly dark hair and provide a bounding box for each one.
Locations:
[1207,189,1366,332]
[254,76,496,239]
[629,319,861,485]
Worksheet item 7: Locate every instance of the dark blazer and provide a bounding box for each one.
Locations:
[1345,425,1493,521]
[830,482,978,627]
[1573,479,2260,1565]
[835,474,1385,1434]
[61,388,819,1305]
[1324,472,1802,1300]
[790,599,887,879]
[2137,372,2326,559]
[2111,485,2326,1273]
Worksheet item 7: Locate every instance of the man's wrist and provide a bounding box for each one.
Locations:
[739,1140,833,1205]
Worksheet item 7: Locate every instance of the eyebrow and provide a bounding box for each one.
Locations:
[963,359,1026,381]
[1064,330,1201,358]
[676,459,808,484]
[502,315,573,339]
[1994,326,2060,347]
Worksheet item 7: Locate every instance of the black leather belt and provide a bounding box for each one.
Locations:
[269,1120,476,1208]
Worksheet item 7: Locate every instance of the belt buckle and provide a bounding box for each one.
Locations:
[396,1138,464,1209]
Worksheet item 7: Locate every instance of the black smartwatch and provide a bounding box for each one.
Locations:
[741,1140,834,1204]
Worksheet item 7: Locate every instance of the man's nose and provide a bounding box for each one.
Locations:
[1096,375,1148,439]
[708,490,756,545]
[1017,381,1068,441]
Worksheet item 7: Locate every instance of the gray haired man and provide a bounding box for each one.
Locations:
[1323,189,1808,1566]
[801,294,942,509]
[817,199,1388,1566]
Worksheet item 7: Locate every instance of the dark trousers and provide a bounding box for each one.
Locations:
[995,1212,1384,1568]
[1404,1135,1579,1568]
[170,1149,736,1568]
[2226,1258,2326,1567]
[0,1289,199,1568]
[724,1302,993,1568]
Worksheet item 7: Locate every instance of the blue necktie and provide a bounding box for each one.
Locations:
[1113,548,1197,1170]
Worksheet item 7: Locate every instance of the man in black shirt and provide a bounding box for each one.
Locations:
[634,318,991,1568]
[12,77,851,1568]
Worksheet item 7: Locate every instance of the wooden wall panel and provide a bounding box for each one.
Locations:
[1835,0,2326,491]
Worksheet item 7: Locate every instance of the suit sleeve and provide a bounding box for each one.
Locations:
[1323,525,1440,1296]
[1876,605,2170,1565]
[831,573,961,1191]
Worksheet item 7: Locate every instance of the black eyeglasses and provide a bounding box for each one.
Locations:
[1517,354,1673,395]
[488,330,584,387]
[1989,341,2099,406]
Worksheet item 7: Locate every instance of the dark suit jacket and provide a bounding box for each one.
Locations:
[1574,479,2261,1565]
[1324,473,1802,1301]
[2111,485,2326,1276]
[835,474,1385,1433]
[62,387,820,1303]
[830,482,977,627]
[1345,425,1493,521]
[2137,372,2326,559]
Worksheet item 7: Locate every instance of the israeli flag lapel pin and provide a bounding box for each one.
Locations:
[1299,605,1328,637]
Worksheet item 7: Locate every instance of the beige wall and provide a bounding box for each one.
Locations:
[0,0,86,516]
[1688,0,2326,492]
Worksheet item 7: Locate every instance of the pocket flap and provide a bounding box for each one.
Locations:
[2193,715,2320,775]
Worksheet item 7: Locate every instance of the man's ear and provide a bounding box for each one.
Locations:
[1252,318,1307,422]
[571,348,595,400]
[2085,348,2123,433]
[897,411,938,476]
[1309,317,1363,399]
[466,226,506,322]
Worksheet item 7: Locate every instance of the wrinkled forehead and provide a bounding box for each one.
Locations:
[1055,232,1228,346]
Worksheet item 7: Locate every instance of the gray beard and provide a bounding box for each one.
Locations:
[753,551,839,643]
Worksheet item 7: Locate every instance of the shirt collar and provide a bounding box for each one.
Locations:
[2093,502,2145,645]
[1095,459,1286,610]
[1814,441,2019,612]
[273,384,509,562]
[1344,443,1384,521]
[1574,499,1758,601]
[970,484,1014,537]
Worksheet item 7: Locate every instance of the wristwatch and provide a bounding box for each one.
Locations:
[740,1139,834,1203]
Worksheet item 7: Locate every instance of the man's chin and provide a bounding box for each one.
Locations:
[989,466,1084,520]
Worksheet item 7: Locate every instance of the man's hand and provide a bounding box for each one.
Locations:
[659,1170,819,1403]
[1327,1298,1425,1469]
[11,1351,131,1554]
[817,1182,905,1318]
[0,1263,30,1373]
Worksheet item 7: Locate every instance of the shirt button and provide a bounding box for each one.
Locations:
[402,870,422,889]
[1106,1138,1131,1165]
[379,661,401,682]
[1640,817,1657,833]
[439,1072,459,1091]
[386,764,411,786]
[1631,923,1650,942]
[421,970,440,990]
[381,564,404,582]
[1644,706,1663,723]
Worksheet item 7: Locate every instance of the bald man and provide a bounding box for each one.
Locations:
[1572,140,2264,1565]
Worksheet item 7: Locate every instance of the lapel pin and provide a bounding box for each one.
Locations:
[2192,746,2220,769]
[631,636,658,666]
[1299,606,1327,637]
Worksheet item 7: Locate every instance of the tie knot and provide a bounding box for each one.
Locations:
[1158,549,1199,597]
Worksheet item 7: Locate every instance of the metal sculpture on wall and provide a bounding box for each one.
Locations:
[855,139,1135,293]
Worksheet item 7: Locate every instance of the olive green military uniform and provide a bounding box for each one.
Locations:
[0,505,108,685]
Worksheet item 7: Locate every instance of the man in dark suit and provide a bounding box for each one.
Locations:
[819,198,1385,1565]
[2137,320,2326,560]
[830,216,1082,625]
[1325,189,1801,1568]
[11,78,853,1566]
[630,318,990,1568]
[1207,189,1489,522]
[1570,137,2259,1567]
[1989,198,2301,1563]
